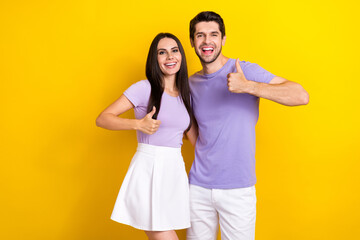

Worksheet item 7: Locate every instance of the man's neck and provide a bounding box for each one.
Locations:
[200,54,229,75]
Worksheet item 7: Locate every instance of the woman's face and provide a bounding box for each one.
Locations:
[157,38,182,77]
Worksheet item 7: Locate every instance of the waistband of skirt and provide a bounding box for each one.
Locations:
[136,143,181,155]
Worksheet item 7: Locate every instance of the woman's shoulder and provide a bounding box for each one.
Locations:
[123,80,151,107]
[126,79,151,93]
[131,79,150,88]
[138,79,151,86]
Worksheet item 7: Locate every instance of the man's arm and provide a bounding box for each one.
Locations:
[227,59,309,106]
[246,76,309,106]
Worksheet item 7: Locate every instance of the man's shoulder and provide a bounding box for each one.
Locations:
[189,72,203,84]
[189,71,201,78]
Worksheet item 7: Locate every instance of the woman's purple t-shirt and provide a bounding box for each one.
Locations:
[123,80,190,148]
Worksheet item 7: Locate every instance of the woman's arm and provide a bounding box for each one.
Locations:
[96,95,161,135]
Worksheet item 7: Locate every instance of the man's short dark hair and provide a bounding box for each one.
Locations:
[189,11,225,40]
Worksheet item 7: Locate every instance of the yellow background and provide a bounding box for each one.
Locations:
[1,0,359,239]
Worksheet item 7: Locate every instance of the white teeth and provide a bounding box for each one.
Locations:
[202,47,213,51]
[165,63,176,66]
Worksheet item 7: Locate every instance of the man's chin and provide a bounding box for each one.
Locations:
[196,50,221,64]
[198,55,217,64]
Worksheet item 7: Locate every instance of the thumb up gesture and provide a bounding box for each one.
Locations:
[138,106,161,135]
[227,59,249,93]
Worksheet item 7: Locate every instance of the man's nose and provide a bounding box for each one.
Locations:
[204,35,211,44]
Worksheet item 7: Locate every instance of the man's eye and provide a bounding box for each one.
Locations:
[197,34,203,38]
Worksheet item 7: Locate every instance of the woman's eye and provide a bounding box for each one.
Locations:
[173,49,179,53]
[159,51,165,55]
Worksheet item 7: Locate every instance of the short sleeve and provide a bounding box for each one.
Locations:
[123,80,151,107]
[241,61,276,84]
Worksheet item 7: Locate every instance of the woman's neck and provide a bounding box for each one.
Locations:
[162,75,176,91]
[162,75,178,96]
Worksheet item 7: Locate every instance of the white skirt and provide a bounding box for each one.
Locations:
[111,143,190,231]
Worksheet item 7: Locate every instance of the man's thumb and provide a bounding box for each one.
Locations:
[235,58,243,74]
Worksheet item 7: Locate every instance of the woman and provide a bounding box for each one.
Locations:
[96,33,197,240]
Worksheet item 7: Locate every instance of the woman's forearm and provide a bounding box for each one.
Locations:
[96,113,139,131]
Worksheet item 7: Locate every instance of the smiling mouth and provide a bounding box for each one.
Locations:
[201,47,214,55]
[164,62,177,68]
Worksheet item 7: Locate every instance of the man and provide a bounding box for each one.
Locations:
[186,11,309,240]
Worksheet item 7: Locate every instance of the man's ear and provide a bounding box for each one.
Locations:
[222,36,226,46]
[190,38,194,48]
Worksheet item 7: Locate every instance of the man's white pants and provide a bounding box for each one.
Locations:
[186,184,257,240]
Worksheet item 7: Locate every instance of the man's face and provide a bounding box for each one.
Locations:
[191,21,226,64]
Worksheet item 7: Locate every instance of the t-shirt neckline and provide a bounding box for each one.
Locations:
[163,90,180,98]
[195,58,233,79]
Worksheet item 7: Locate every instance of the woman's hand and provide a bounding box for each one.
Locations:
[185,119,198,147]
[137,106,161,135]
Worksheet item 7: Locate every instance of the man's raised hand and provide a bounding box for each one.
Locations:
[227,58,250,94]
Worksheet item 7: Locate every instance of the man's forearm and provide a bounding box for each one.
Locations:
[245,80,309,106]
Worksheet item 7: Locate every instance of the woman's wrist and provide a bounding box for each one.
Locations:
[133,119,141,131]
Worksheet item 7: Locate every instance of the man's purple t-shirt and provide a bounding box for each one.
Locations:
[124,80,190,148]
[189,59,276,189]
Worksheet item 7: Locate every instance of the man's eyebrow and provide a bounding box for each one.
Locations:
[196,31,220,35]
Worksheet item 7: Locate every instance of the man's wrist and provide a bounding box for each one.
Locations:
[244,80,257,95]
